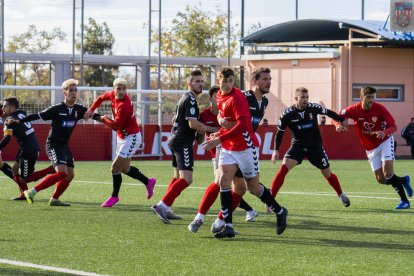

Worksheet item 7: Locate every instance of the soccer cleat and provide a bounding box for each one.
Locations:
[146,178,156,199]
[151,204,171,224]
[402,175,412,197]
[12,194,26,201]
[49,199,71,206]
[211,222,225,234]
[101,196,120,208]
[245,209,259,222]
[166,209,182,220]
[276,207,288,235]
[214,225,236,239]
[339,193,351,207]
[23,189,36,204]
[188,219,203,233]
[395,200,410,209]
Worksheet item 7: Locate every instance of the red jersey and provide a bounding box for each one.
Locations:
[216,87,259,151]
[199,107,220,158]
[90,90,140,139]
[339,102,396,150]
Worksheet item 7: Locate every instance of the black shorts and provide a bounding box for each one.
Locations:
[15,149,39,178]
[170,143,194,171]
[46,142,75,168]
[285,143,330,169]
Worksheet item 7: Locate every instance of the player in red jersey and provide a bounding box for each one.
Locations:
[336,86,412,209]
[84,78,156,207]
[187,85,260,233]
[151,70,218,224]
[202,67,287,238]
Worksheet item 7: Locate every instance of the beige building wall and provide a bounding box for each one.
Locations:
[245,47,414,145]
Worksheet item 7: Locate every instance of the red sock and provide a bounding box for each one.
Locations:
[52,179,70,199]
[34,172,67,192]
[218,191,242,220]
[198,182,220,215]
[26,166,55,183]
[162,178,189,206]
[271,164,289,197]
[167,177,177,192]
[325,173,343,196]
[13,176,28,192]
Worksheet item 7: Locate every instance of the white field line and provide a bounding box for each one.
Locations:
[0,259,109,276]
[72,180,401,201]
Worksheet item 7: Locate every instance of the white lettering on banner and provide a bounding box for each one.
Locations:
[196,144,205,155]
[151,132,172,155]
[262,132,274,154]
[148,130,275,157]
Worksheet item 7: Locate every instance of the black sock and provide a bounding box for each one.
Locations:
[220,189,233,225]
[386,174,408,201]
[112,173,122,197]
[125,166,149,185]
[238,198,253,211]
[1,163,14,180]
[257,184,282,213]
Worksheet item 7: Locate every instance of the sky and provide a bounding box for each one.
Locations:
[5,0,391,56]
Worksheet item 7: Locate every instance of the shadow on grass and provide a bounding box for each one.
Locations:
[0,267,72,275]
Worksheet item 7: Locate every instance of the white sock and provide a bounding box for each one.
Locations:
[214,218,225,227]
[195,213,204,221]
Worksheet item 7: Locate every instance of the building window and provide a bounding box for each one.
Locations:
[352,84,404,102]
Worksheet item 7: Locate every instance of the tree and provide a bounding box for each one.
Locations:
[76,18,117,87]
[150,4,239,89]
[5,25,66,106]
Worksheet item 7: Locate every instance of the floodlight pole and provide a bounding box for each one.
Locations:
[72,0,76,78]
[80,0,84,85]
[295,0,298,20]
[240,0,245,90]
[361,0,365,20]
[157,0,163,159]
[227,0,231,66]
[0,0,4,85]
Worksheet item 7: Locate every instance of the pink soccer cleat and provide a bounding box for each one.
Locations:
[101,196,119,208]
[146,178,156,199]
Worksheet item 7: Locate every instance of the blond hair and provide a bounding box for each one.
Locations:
[113,78,128,87]
[62,79,78,90]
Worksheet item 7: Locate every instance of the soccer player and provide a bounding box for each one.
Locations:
[151,70,216,223]
[10,79,111,206]
[188,67,272,233]
[270,87,350,208]
[202,67,287,238]
[0,97,55,200]
[336,86,412,209]
[84,78,156,207]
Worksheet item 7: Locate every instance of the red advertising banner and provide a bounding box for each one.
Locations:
[0,124,366,161]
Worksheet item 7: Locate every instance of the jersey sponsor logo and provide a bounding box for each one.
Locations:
[358,118,365,120]
[291,119,299,122]
[297,122,313,130]
[363,122,375,133]
[250,107,257,110]
[61,120,76,127]
[59,113,67,116]
[25,128,34,136]
[372,116,377,123]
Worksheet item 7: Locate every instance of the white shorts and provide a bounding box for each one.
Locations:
[219,147,259,179]
[116,132,142,159]
[366,136,395,172]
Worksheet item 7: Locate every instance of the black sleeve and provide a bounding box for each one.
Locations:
[0,135,11,150]
[326,109,344,123]
[92,113,102,120]
[19,113,41,123]
[274,128,285,151]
